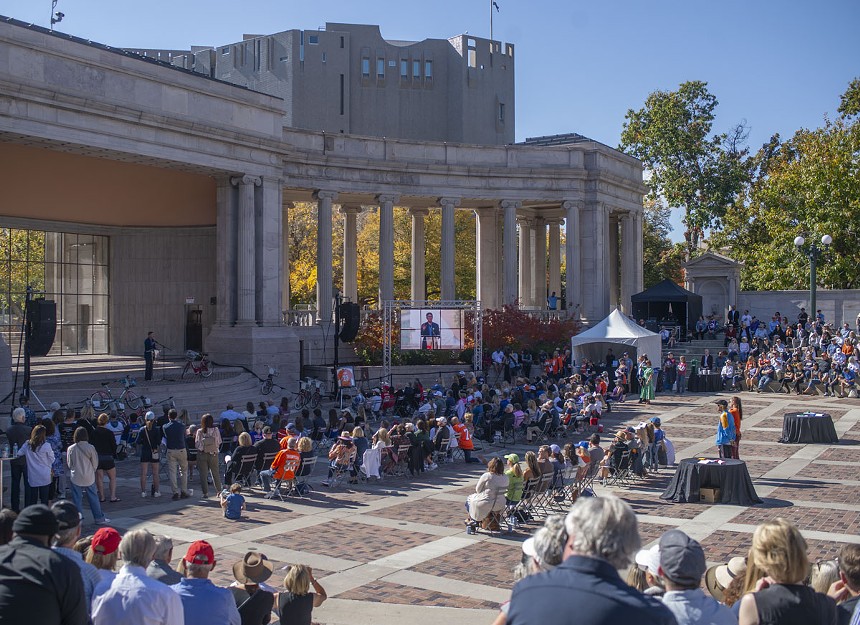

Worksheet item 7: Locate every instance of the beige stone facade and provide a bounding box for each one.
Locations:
[0,17,645,382]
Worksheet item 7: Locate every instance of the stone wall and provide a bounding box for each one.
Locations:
[738,290,860,327]
[110,228,217,356]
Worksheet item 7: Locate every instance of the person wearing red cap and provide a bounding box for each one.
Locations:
[92,529,184,625]
[87,526,121,586]
[171,540,240,625]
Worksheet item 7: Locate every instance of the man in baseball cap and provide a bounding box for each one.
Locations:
[171,540,240,625]
[658,529,735,625]
[0,504,87,624]
[52,501,102,614]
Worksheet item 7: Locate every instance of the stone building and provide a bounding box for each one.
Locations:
[127,23,516,146]
[0,17,645,382]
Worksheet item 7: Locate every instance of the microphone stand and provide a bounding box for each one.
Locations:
[155,341,173,382]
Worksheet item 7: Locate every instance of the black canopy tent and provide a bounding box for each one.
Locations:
[631,279,703,339]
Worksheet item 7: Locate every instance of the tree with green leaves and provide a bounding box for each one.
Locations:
[711,78,860,290]
[620,81,751,255]
[642,201,685,288]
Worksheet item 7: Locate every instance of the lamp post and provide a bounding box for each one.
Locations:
[794,234,832,323]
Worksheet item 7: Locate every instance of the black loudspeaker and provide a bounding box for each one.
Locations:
[26,298,57,357]
[339,302,361,342]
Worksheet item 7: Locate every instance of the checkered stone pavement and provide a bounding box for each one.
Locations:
[41,389,859,625]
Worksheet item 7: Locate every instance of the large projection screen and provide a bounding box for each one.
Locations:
[400,308,464,350]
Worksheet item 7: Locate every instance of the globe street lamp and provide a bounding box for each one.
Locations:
[794,234,832,323]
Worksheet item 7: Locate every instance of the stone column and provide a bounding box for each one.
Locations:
[563,200,581,317]
[518,217,532,307]
[548,219,562,303]
[620,212,636,313]
[609,215,619,309]
[475,207,499,309]
[314,190,338,323]
[501,200,521,306]
[232,175,261,325]
[259,177,283,326]
[409,208,429,301]
[215,177,236,326]
[439,197,460,300]
[531,217,546,308]
[634,211,644,295]
[341,204,362,304]
[377,194,399,305]
[281,201,293,316]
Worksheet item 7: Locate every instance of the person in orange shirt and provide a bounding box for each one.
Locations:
[729,396,743,459]
[451,416,481,464]
[261,437,301,497]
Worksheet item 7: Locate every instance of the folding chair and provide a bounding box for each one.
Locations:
[467,486,508,535]
[432,438,450,466]
[294,455,317,495]
[227,453,260,489]
[533,420,553,445]
[549,466,579,513]
[605,451,633,487]
[323,449,356,489]
[505,477,542,530]
[253,451,278,489]
[392,444,411,477]
[529,473,556,519]
[269,457,301,501]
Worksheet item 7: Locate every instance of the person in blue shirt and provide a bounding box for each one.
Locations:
[220,483,245,520]
[171,540,240,625]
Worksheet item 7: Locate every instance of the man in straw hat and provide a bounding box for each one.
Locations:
[230,551,276,624]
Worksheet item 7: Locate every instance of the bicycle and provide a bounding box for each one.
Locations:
[261,365,279,395]
[293,377,323,409]
[182,350,214,379]
[90,376,143,413]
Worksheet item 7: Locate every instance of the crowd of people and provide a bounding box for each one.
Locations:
[498,496,859,625]
[0,502,326,625]
[692,307,860,397]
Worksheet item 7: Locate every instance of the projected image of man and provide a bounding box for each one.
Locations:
[420,312,441,349]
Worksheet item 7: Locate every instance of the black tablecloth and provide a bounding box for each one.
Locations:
[779,413,838,444]
[660,458,762,505]
[688,373,722,392]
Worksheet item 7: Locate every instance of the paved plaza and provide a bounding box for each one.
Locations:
[70,391,859,625]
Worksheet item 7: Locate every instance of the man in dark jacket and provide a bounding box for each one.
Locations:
[0,504,87,625]
[507,496,677,625]
[5,408,31,513]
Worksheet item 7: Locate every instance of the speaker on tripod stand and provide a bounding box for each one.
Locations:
[339,302,361,343]
[26,298,57,357]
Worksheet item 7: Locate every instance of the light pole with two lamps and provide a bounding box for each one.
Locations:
[793,234,832,324]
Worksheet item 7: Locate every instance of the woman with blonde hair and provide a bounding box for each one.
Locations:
[522,450,542,483]
[278,564,327,625]
[737,518,837,625]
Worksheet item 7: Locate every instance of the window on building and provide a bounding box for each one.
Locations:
[308,35,319,44]
[322,52,327,63]
[254,39,261,71]
[424,60,433,79]
[0,229,110,355]
[400,59,408,78]
[498,102,505,123]
[412,59,420,78]
[340,74,345,115]
[220,47,229,56]
[340,36,345,48]
[377,58,385,78]
[361,57,370,77]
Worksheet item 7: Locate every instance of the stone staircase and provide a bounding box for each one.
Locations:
[1,354,298,427]
[660,338,726,368]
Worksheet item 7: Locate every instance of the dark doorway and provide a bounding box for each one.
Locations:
[184,305,203,353]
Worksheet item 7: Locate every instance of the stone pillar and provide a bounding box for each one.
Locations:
[281,201,293,315]
[634,211,644,295]
[215,177,236,326]
[232,175,261,325]
[475,207,499,309]
[548,219,562,303]
[620,212,636,313]
[531,217,546,308]
[563,200,581,317]
[609,215,619,309]
[495,210,505,308]
[258,177,282,326]
[314,190,338,323]
[439,197,460,300]
[341,204,362,304]
[377,194,399,305]
[501,200,521,306]
[518,217,532,307]
[409,208,429,301]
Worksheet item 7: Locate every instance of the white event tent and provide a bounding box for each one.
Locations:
[570,309,662,366]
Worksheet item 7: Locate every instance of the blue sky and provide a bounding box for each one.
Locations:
[5,0,859,238]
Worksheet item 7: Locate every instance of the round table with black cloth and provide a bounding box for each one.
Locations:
[778,413,839,444]
[660,458,762,505]
[687,373,722,392]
